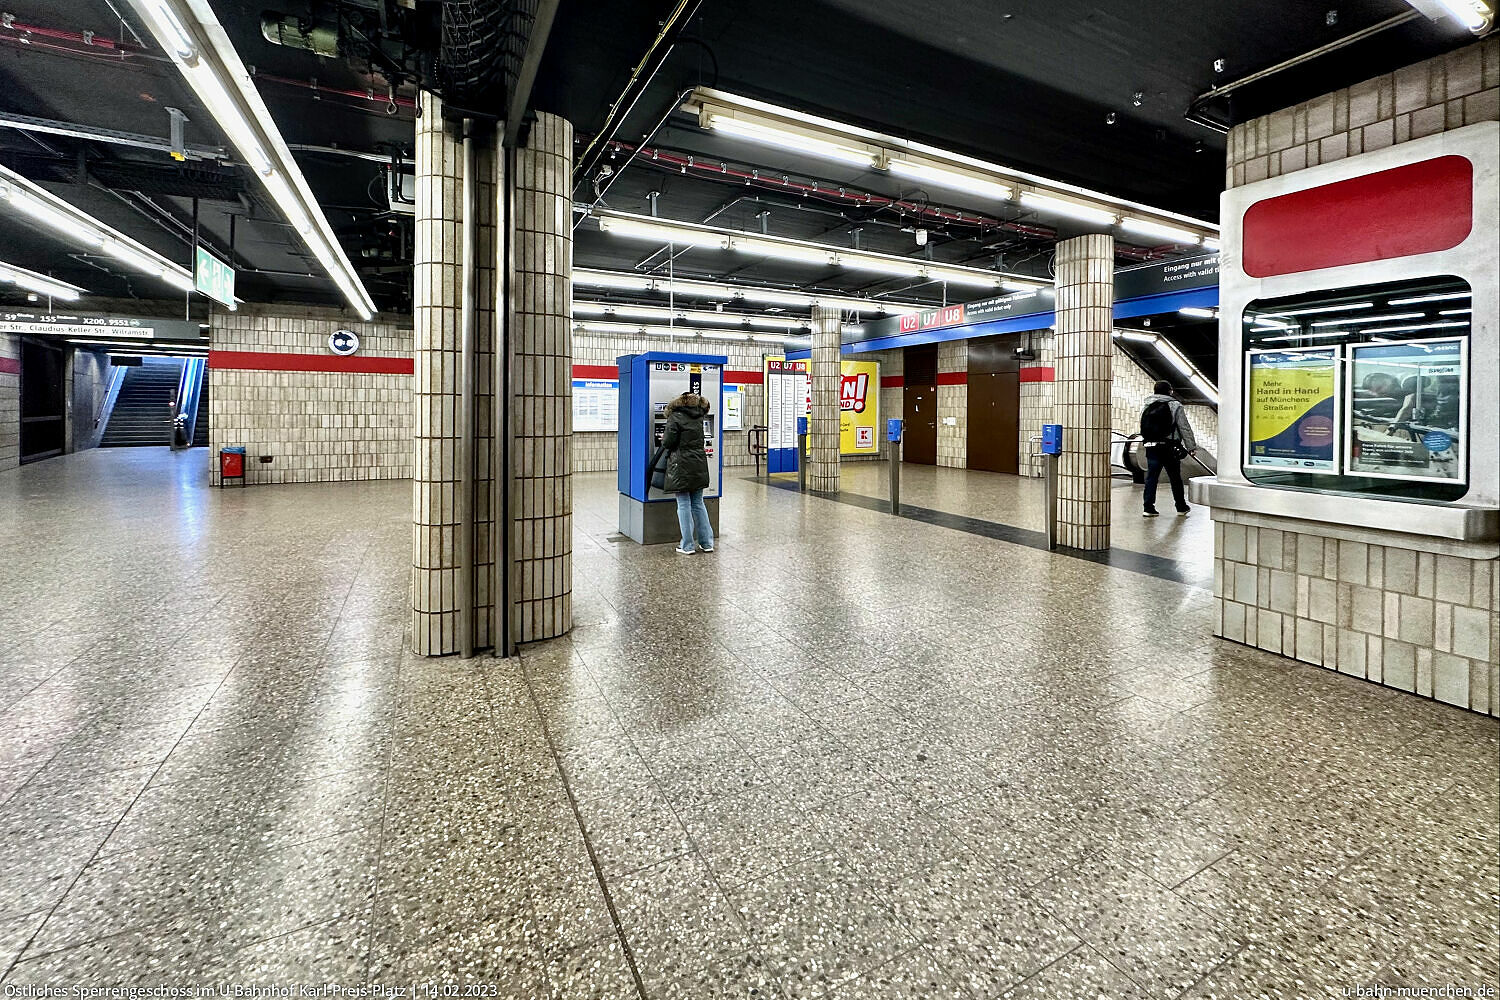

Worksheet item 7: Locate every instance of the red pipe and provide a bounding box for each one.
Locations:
[251,72,418,111]
[604,138,1180,261]
[0,19,135,51]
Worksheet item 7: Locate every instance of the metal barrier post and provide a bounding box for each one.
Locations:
[887,418,903,515]
[796,416,808,493]
[1041,423,1063,551]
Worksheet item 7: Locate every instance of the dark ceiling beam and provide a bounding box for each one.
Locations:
[0,110,226,161]
[503,0,562,148]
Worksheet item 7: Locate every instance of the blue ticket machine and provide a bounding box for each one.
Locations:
[617,352,727,544]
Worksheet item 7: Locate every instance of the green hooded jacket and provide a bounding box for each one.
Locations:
[661,393,711,493]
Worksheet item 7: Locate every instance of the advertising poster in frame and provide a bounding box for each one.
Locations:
[1346,337,1466,483]
[1245,346,1340,472]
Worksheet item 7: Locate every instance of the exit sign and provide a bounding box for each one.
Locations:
[194,246,236,309]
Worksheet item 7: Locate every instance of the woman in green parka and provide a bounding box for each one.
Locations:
[660,391,715,554]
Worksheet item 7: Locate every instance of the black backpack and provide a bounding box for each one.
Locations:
[1140,399,1176,442]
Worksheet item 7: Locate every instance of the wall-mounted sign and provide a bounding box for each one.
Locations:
[194,246,236,309]
[1245,347,1339,472]
[1347,338,1466,483]
[573,378,619,431]
[722,384,743,431]
[0,311,205,341]
[329,329,360,356]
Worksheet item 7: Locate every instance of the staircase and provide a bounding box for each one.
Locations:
[100,358,183,447]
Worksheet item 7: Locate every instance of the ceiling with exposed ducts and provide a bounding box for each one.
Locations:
[0,0,1484,375]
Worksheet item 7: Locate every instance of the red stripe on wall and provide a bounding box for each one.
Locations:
[1242,155,1473,278]
[1019,366,1055,383]
[208,350,413,375]
[724,370,762,385]
[0,357,19,376]
[880,375,904,388]
[572,364,619,380]
[937,371,967,386]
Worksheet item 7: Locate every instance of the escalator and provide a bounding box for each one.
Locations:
[99,358,183,447]
[192,373,210,447]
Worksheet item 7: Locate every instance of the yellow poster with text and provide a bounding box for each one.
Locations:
[838,359,880,454]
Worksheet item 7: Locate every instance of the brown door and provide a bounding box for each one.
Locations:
[903,345,938,465]
[967,336,1020,474]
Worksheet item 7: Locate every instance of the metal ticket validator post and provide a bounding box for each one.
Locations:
[796,416,808,493]
[1041,423,1063,550]
[887,418,904,515]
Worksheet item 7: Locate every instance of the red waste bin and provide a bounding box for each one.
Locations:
[219,447,246,487]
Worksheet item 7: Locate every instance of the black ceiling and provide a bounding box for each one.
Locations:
[0,0,1482,323]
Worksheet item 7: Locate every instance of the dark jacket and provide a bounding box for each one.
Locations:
[661,393,711,493]
[1142,392,1198,451]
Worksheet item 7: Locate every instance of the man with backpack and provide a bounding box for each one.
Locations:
[1139,380,1197,517]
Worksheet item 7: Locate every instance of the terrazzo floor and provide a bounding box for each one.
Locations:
[1,448,1496,998]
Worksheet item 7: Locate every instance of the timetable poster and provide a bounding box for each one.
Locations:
[1347,339,1465,482]
[1246,348,1338,471]
[572,379,619,432]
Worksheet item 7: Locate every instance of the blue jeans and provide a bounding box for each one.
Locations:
[674,490,714,550]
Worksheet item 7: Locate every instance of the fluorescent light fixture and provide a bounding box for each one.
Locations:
[572,300,809,331]
[1264,301,1374,317]
[122,0,375,319]
[0,164,196,292]
[1120,217,1202,245]
[1202,238,1221,252]
[1261,330,1359,342]
[752,334,788,344]
[1429,0,1491,29]
[573,267,926,314]
[1113,330,1158,343]
[573,270,654,291]
[705,113,875,168]
[0,261,84,301]
[1388,291,1470,305]
[598,215,730,249]
[928,265,1010,289]
[887,159,1013,201]
[570,302,611,316]
[1177,307,1216,319]
[1020,192,1117,226]
[700,332,750,341]
[1357,320,1470,335]
[1311,312,1422,326]
[1439,308,1472,316]
[1189,375,1220,405]
[731,237,837,265]
[1158,345,1196,376]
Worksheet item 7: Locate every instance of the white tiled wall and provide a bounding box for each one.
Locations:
[936,340,967,469]
[0,334,18,472]
[208,305,413,486]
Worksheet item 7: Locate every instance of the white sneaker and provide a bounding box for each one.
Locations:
[675,545,695,555]
[699,545,714,553]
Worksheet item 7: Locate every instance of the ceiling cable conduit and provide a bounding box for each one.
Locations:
[1184,10,1422,133]
[0,111,225,160]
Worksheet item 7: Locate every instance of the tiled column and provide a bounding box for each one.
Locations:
[1053,234,1114,550]
[808,304,841,493]
[511,112,573,643]
[411,94,496,656]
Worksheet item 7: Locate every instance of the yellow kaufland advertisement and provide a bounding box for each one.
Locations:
[764,356,880,455]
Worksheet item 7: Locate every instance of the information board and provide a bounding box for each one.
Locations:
[1245,347,1339,472]
[723,384,743,431]
[1346,338,1466,483]
[573,378,619,432]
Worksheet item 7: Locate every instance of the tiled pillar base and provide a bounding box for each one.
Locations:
[511,112,574,643]
[1214,515,1498,717]
[1053,234,1113,550]
[809,304,841,494]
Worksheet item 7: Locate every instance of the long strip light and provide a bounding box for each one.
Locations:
[1357,320,1470,335]
[886,159,1013,201]
[1120,218,1203,246]
[687,88,1218,245]
[1388,291,1470,306]
[1111,329,1219,405]
[1439,308,1472,315]
[1265,301,1375,317]
[122,0,376,319]
[0,164,196,293]
[593,210,1046,291]
[705,113,875,167]
[1427,0,1492,30]
[572,301,810,331]
[574,319,805,345]
[1260,329,1362,343]
[1310,312,1423,327]
[575,268,924,313]
[0,260,85,301]
[1177,307,1216,319]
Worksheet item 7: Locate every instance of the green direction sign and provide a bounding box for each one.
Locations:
[194,246,236,309]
